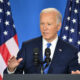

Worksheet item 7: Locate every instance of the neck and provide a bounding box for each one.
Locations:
[46,35,58,42]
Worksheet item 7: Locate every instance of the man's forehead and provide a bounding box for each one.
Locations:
[40,12,57,18]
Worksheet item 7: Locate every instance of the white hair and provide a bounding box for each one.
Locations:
[40,8,62,24]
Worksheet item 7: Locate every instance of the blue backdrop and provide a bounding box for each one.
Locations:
[9,0,67,48]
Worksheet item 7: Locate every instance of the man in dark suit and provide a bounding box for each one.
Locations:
[4,8,80,74]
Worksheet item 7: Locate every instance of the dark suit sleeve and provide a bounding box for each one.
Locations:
[68,50,80,73]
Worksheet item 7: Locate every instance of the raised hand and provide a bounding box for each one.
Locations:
[8,56,23,72]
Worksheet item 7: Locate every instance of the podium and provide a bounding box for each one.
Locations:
[3,74,80,80]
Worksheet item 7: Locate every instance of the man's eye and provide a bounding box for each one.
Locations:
[48,24,51,25]
[40,23,44,25]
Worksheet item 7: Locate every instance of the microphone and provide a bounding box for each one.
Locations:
[33,48,39,66]
[44,48,51,68]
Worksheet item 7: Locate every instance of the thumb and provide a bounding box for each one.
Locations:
[17,58,23,63]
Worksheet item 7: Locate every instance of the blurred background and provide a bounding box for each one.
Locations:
[9,0,67,48]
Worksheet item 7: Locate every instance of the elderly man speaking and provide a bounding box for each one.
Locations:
[4,8,80,74]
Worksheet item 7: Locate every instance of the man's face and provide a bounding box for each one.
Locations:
[40,12,61,42]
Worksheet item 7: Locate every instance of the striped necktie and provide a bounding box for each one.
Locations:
[43,43,51,74]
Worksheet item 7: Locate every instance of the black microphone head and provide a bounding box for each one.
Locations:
[45,48,51,56]
[33,48,39,66]
[44,57,51,69]
[33,48,39,55]
[45,57,51,63]
[44,48,51,67]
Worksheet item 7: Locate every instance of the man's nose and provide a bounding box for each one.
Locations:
[43,24,48,30]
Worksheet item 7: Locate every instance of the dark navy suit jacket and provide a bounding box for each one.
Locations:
[4,36,80,74]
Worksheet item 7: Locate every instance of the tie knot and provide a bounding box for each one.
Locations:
[47,43,51,48]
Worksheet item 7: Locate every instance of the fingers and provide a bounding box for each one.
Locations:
[71,71,75,74]
[8,56,17,62]
[7,56,23,72]
[8,56,23,63]
[8,56,23,67]
[71,70,80,74]
[8,56,15,62]
[8,56,16,64]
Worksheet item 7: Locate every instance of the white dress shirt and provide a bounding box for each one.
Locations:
[42,36,58,61]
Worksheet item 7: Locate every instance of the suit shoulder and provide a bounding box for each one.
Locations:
[22,36,42,46]
[59,38,78,52]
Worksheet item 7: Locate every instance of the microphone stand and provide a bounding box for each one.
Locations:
[41,64,43,74]
[40,61,44,74]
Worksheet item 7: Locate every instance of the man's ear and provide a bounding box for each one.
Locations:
[57,22,62,31]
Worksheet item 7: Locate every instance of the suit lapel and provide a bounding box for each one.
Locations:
[38,36,43,62]
[48,37,63,73]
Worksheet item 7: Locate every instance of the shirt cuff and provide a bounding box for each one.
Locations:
[7,68,16,74]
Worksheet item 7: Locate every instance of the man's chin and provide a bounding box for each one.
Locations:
[43,37,50,40]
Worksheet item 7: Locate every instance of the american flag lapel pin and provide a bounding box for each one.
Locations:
[59,49,62,52]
